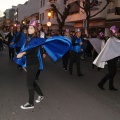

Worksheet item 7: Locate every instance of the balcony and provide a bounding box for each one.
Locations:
[106,7,120,20]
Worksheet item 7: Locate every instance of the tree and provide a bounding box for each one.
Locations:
[75,0,112,35]
[50,4,71,34]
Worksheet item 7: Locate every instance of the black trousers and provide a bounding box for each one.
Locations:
[8,47,14,60]
[36,70,41,79]
[62,51,70,70]
[69,51,82,74]
[99,57,118,88]
[26,64,43,105]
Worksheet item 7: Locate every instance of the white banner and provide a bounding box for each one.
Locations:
[88,38,102,54]
[93,37,120,68]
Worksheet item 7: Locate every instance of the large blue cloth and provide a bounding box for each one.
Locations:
[13,36,72,69]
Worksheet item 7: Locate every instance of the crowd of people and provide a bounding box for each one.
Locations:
[0,20,120,109]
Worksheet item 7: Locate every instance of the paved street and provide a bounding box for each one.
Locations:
[0,46,120,120]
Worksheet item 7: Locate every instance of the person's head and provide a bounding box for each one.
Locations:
[65,29,70,36]
[98,32,104,39]
[3,27,7,32]
[16,24,21,32]
[10,26,14,32]
[110,26,118,37]
[38,23,42,30]
[75,28,81,38]
[28,20,38,37]
[22,27,28,35]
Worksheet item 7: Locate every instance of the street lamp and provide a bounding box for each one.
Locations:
[47,11,52,33]
[48,11,52,18]
[14,23,17,27]
[22,21,25,25]
[47,21,52,33]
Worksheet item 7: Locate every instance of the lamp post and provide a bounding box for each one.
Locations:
[47,11,52,21]
[47,21,52,33]
[47,11,52,33]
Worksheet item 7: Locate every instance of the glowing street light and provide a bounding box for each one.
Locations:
[47,21,52,27]
[47,11,52,33]
[48,11,52,18]
[22,21,25,24]
[14,23,17,27]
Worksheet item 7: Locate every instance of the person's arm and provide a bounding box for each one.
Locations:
[17,52,26,58]
[72,37,79,46]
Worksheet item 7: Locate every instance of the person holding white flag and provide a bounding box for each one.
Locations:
[94,26,120,91]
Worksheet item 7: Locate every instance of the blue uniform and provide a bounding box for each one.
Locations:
[71,36,82,53]
[69,36,83,76]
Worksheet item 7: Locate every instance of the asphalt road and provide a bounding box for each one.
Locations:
[0,46,120,120]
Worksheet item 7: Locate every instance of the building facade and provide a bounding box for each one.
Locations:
[38,0,74,32]
[66,0,120,35]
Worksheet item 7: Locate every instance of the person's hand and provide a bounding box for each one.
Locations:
[80,42,83,45]
[81,49,83,52]
[43,54,46,58]
[17,52,26,58]
[10,42,14,45]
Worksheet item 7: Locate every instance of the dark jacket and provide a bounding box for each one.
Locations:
[5,32,14,46]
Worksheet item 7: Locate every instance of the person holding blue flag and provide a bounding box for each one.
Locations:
[14,20,71,109]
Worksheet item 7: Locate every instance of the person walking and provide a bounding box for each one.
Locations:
[16,20,44,109]
[10,24,26,69]
[5,26,15,60]
[62,29,71,71]
[93,26,120,91]
[69,28,84,76]
[15,20,72,109]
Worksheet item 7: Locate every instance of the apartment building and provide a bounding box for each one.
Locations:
[105,0,120,36]
[66,0,120,35]
[17,0,39,22]
[16,0,74,32]
[38,0,74,32]
[66,0,107,33]
[4,6,16,26]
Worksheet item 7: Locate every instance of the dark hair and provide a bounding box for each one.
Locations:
[26,26,38,42]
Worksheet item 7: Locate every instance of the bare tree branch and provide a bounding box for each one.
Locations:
[51,4,63,17]
[50,3,71,33]
[75,1,84,9]
[90,2,109,18]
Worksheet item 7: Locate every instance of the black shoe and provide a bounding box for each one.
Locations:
[77,73,84,76]
[109,87,118,91]
[20,102,34,109]
[98,83,105,90]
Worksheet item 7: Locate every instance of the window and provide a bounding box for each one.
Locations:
[42,13,44,20]
[40,0,45,7]
[43,0,45,6]
[40,14,41,21]
[40,0,42,7]
[40,13,44,22]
